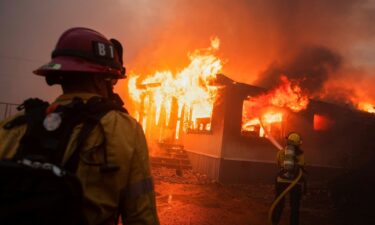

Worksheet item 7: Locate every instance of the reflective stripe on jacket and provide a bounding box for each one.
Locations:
[0,93,160,225]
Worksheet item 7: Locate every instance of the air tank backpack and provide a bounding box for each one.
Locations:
[280,144,298,180]
[0,96,126,225]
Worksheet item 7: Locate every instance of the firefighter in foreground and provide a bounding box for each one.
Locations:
[269,132,306,225]
[0,27,159,225]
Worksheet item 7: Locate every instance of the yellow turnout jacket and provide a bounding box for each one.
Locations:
[0,93,159,225]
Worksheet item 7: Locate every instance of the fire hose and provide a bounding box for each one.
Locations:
[267,169,303,224]
[258,118,303,225]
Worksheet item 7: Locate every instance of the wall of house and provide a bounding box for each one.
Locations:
[183,93,226,179]
[186,152,221,180]
[183,77,375,183]
[218,83,370,168]
[183,94,225,157]
[285,106,343,167]
[218,91,375,183]
[220,83,277,163]
[303,101,375,168]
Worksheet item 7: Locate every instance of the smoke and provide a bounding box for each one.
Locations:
[1,0,374,106]
[122,0,375,108]
[125,0,374,75]
[255,42,375,107]
[319,67,375,106]
[225,0,375,107]
[256,45,342,95]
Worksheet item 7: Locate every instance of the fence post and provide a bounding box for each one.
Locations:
[0,102,19,120]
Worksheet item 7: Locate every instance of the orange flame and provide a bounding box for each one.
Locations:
[319,77,375,114]
[241,76,309,138]
[357,102,375,114]
[128,37,222,140]
[251,75,309,112]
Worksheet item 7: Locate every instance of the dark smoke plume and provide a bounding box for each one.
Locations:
[256,45,342,95]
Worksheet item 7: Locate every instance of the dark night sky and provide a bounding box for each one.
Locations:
[0,0,374,104]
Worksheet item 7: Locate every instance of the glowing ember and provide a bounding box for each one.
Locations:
[128,37,222,140]
[357,102,375,114]
[241,76,309,138]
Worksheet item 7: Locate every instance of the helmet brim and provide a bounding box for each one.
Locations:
[33,56,125,79]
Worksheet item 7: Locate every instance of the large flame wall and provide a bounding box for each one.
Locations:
[128,38,222,142]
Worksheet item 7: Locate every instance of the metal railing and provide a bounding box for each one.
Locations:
[0,102,20,121]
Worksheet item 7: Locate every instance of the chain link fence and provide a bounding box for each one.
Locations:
[0,102,20,121]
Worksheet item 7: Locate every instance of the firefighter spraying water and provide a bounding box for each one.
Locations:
[264,131,305,225]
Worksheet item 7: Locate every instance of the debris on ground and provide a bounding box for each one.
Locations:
[152,167,336,225]
[153,167,216,185]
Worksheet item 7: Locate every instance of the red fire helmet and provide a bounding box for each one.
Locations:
[33,27,126,79]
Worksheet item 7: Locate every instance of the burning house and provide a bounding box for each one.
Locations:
[128,38,375,184]
[183,74,375,183]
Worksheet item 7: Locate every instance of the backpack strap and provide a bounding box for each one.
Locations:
[64,96,127,173]
[51,97,86,164]
[11,98,50,161]
[8,96,127,173]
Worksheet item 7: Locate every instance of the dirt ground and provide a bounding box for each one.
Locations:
[153,167,337,225]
